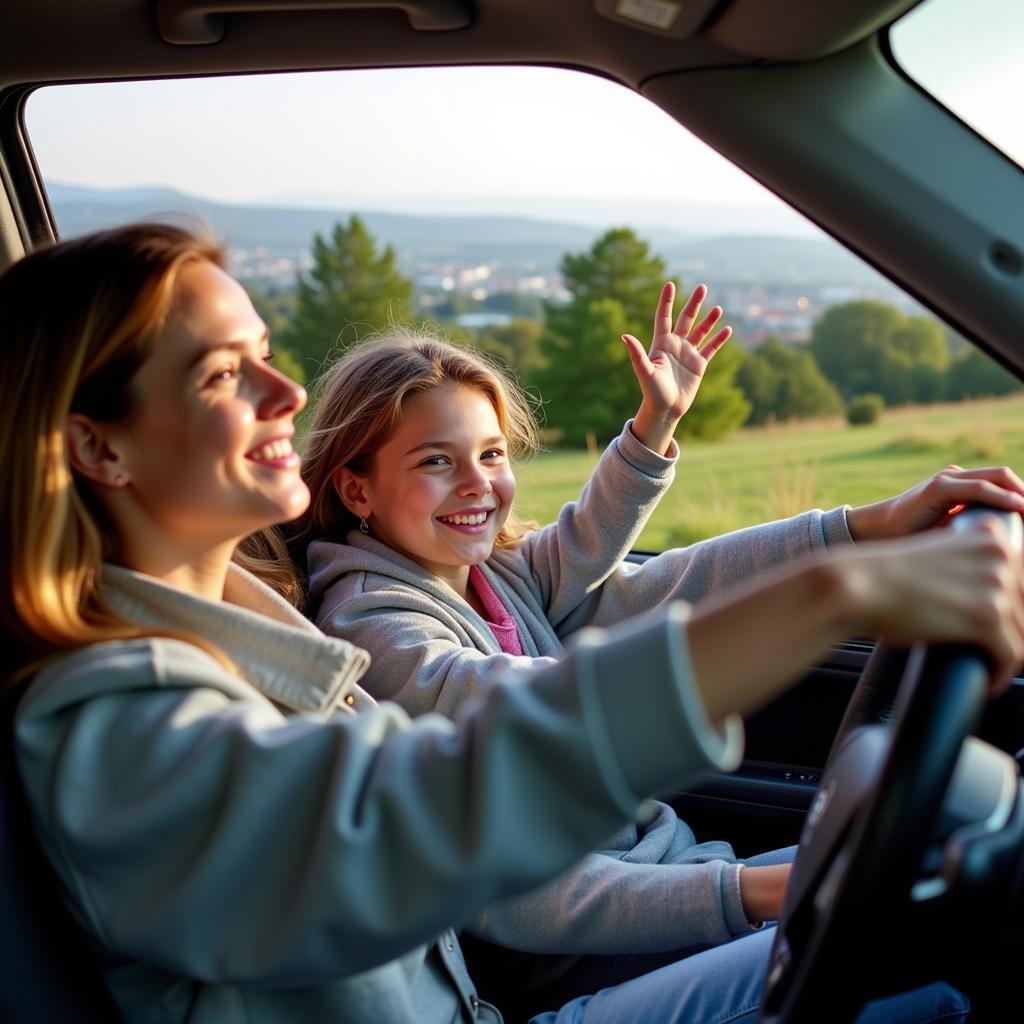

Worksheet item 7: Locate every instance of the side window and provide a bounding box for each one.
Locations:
[890,0,1024,170]
[25,66,1022,550]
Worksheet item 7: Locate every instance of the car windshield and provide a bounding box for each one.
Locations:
[24,47,1023,551]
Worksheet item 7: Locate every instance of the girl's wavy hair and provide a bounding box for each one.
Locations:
[0,221,252,683]
[292,328,540,554]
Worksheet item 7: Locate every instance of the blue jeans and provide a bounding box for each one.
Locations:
[466,847,802,1018]
[528,926,969,1024]
[470,845,966,1024]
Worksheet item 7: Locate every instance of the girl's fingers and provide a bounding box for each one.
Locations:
[653,282,676,342]
[699,326,733,361]
[672,283,706,337]
[688,306,724,347]
[936,479,1024,513]
[941,464,1024,495]
[622,334,654,378]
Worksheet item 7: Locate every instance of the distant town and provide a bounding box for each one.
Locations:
[49,182,926,348]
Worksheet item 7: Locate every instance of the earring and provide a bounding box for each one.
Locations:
[359,517,370,534]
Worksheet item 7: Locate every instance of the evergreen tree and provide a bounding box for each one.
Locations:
[280,215,413,376]
[535,228,748,445]
[474,319,543,376]
[246,286,304,384]
[558,228,666,323]
[535,297,634,446]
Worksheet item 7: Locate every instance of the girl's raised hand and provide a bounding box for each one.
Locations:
[623,281,732,455]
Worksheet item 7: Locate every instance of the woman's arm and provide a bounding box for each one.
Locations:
[15,610,734,985]
[18,522,1022,985]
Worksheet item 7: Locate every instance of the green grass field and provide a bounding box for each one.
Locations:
[513,394,1024,550]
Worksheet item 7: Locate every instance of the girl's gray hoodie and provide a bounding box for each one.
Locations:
[308,421,853,958]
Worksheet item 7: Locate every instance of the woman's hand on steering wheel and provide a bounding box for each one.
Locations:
[833,516,1024,693]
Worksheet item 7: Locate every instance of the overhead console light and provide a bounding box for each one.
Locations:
[594,0,720,38]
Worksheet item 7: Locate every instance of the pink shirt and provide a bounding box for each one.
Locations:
[468,565,524,657]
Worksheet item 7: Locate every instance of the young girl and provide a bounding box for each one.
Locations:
[6,222,1018,1024]
[297,296,1024,1014]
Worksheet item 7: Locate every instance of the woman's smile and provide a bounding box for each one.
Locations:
[246,435,301,468]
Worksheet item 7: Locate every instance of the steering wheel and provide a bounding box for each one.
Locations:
[759,507,1024,1024]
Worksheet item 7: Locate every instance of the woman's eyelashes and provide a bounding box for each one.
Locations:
[202,350,274,388]
[205,364,239,387]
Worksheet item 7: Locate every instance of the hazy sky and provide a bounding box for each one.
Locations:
[27,68,775,205]
[24,0,1020,226]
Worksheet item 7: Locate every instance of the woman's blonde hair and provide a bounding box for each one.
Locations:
[0,222,238,683]
[293,328,540,554]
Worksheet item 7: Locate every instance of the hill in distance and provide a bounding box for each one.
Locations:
[46,182,890,289]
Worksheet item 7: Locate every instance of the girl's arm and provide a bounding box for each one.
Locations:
[555,507,851,635]
[468,844,755,954]
[319,579,557,718]
[513,284,731,625]
[846,464,1024,540]
[688,517,1024,723]
[512,419,680,625]
[557,466,1024,637]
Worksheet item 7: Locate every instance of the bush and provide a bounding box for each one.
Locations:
[846,393,884,426]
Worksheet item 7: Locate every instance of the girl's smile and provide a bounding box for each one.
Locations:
[436,507,496,531]
[339,382,516,595]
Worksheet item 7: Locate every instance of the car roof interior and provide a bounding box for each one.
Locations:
[1,0,1022,373]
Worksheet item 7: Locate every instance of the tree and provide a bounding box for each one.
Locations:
[946,347,1023,400]
[246,285,305,384]
[737,337,842,426]
[558,228,666,323]
[676,341,751,441]
[810,301,900,397]
[534,227,748,445]
[474,319,543,376]
[809,302,950,405]
[534,297,634,446]
[279,215,413,377]
[888,318,949,403]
